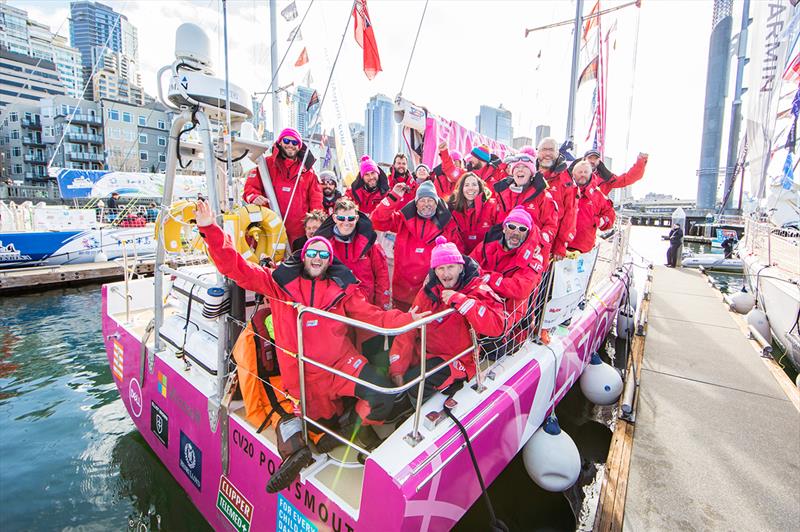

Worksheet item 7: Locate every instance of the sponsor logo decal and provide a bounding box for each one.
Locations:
[157,371,167,397]
[277,493,318,532]
[128,378,143,418]
[150,401,169,447]
[179,431,202,490]
[112,339,124,381]
[217,475,254,532]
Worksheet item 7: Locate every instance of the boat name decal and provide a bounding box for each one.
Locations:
[217,475,254,532]
[179,431,202,490]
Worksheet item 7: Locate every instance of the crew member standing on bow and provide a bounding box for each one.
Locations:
[568,160,616,253]
[389,236,505,402]
[371,180,463,311]
[242,127,322,245]
[347,155,390,215]
[535,138,577,259]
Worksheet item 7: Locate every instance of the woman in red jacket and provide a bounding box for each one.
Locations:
[388,236,505,401]
[568,160,616,253]
[194,200,427,426]
[242,128,322,244]
[371,180,463,311]
[447,172,496,254]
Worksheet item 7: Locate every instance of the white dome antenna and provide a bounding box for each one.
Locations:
[175,23,212,70]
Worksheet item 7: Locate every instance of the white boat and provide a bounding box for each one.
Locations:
[681,252,743,272]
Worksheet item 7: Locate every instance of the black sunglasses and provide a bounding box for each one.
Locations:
[304,249,331,259]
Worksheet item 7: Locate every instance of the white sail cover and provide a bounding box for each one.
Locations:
[744,0,798,199]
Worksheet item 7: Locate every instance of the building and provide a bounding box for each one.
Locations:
[476,104,512,145]
[69,1,143,103]
[42,96,104,173]
[0,101,46,182]
[0,47,65,108]
[291,86,319,138]
[365,94,394,165]
[513,136,533,150]
[349,122,365,159]
[101,98,171,172]
[0,4,83,103]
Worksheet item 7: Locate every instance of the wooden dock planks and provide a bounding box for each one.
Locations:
[0,261,155,294]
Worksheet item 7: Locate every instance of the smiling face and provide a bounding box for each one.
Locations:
[462,175,481,201]
[303,240,330,278]
[573,162,592,186]
[321,180,336,195]
[512,165,533,187]
[415,167,430,181]
[334,207,357,236]
[435,263,463,289]
[280,137,300,158]
[304,218,321,239]
[586,154,601,169]
[416,196,437,218]
[466,155,485,171]
[503,223,529,249]
[537,140,557,168]
[393,156,408,175]
[363,171,379,188]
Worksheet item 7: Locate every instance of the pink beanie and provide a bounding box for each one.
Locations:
[278,127,303,148]
[504,207,532,230]
[430,235,464,268]
[301,235,334,258]
[450,149,462,162]
[520,145,536,157]
[360,155,379,176]
[511,157,537,177]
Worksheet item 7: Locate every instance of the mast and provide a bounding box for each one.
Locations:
[565,0,585,142]
[269,0,282,135]
[722,0,750,215]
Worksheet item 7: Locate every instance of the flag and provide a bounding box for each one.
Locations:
[353,0,382,80]
[323,145,332,168]
[306,89,320,111]
[281,1,298,21]
[582,1,601,41]
[578,56,598,87]
[287,25,302,42]
[294,47,309,67]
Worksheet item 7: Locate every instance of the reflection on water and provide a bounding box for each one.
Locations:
[0,286,208,531]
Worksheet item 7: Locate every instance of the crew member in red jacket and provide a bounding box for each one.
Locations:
[471,208,545,356]
[387,153,413,189]
[492,155,559,258]
[388,236,505,401]
[195,200,427,426]
[536,137,578,259]
[434,140,465,199]
[319,170,343,215]
[568,160,616,253]
[242,127,322,245]
[447,172,496,254]
[347,155,390,215]
[465,144,504,186]
[371,180,463,311]
[580,149,649,197]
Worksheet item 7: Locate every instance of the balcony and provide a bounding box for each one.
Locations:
[0,183,59,201]
[23,154,47,164]
[71,114,102,126]
[22,137,46,147]
[22,118,42,129]
[66,132,104,144]
[67,152,104,163]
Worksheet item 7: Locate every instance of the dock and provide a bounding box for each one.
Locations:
[600,266,799,530]
[0,261,157,294]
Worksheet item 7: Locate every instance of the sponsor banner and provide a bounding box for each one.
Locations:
[112,339,124,381]
[179,431,203,490]
[277,494,317,532]
[542,248,598,329]
[217,476,254,532]
[52,168,207,200]
[150,401,169,448]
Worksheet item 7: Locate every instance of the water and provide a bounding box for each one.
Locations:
[0,287,209,531]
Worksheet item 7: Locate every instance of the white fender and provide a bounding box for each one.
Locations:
[522,416,581,492]
[580,352,623,405]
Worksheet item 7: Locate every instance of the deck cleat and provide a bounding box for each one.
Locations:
[423,398,458,431]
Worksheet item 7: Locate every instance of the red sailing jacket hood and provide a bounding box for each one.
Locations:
[537,154,578,256]
[569,183,616,253]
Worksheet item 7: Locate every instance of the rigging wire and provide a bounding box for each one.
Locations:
[623,0,642,166]
[398,0,430,97]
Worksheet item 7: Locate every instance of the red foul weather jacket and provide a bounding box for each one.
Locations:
[389,257,505,380]
[433,148,463,199]
[388,168,419,205]
[243,143,322,244]
[314,212,390,309]
[568,183,616,253]
[198,222,411,420]
[449,193,497,255]
[346,167,390,216]
[321,190,343,216]
[538,155,578,257]
[470,225,545,329]
[492,175,559,257]
[587,155,648,197]
[371,192,464,307]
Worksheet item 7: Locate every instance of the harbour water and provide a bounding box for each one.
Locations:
[0,227,765,531]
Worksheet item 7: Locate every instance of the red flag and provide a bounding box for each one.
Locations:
[294,47,309,67]
[353,0,382,80]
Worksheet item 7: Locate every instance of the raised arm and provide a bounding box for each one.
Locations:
[370,185,406,231]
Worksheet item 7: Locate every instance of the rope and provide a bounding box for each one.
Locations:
[398,0,430,97]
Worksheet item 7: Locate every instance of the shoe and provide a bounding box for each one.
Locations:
[314,433,343,454]
[266,446,313,493]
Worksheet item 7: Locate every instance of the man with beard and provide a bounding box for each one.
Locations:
[567,161,616,253]
[387,153,413,189]
[388,236,505,401]
[319,171,343,215]
[577,149,649,197]
[371,180,463,311]
[464,144,503,186]
[536,137,578,259]
[347,155,390,215]
[243,127,322,244]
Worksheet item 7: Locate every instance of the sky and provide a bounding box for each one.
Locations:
[12,0,721,200]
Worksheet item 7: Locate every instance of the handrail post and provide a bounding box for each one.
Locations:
[296,307,309,444]
[406,324,427,446]
[470,328,486,393]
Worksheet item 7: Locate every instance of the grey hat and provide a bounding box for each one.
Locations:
[415,180,438,202]
[584,148,601,158]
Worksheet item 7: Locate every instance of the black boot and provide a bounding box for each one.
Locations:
[266,447,313,493]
